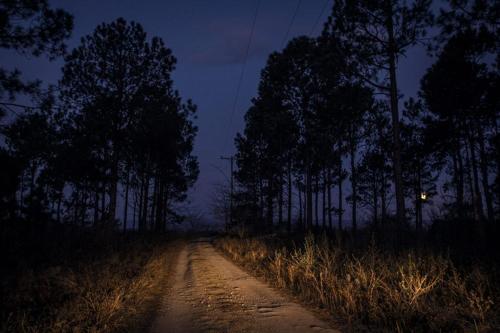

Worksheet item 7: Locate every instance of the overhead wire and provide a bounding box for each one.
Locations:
[309,0,330,37]
[281,0,303,49]
[224,0,262,153]
[223,0,331,154]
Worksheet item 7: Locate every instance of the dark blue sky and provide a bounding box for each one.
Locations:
[0,0,437,218]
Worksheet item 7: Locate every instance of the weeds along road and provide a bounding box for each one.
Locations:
[151,238,339,333]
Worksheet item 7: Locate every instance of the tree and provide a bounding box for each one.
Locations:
[60,19,148,223]
[436,0,499,222]
[0,148,21,222]
[420,30,496,222]
[336,82,373,233]
[357,102,393,229]
[235,39,319,233]
[324,0,434,227]
[235,92,297,232]
[438,0,499,54]
[0,0,73,101]
[59,18,199,229]
[0,1,72,225]
[401,98,438,234]
[279,37,322,230]
[234,34,372,234]
[0,17,201,230]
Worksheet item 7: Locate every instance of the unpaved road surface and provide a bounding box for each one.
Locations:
[151,238,339,333]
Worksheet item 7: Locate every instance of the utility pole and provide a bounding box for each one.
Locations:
[220,155,234,229]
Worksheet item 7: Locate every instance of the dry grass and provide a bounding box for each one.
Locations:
[1,236,176,333]
[215,234,499,332]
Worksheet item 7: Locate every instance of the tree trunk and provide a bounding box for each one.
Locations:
[159,181,167,232]
[416,161,423,235]
[322,170,326,229]
[150,176,158,230]
[138,177,144,230]
[155,179,163,232]
[30,162,36,199]
[19,171,24,217]
[373,182,378,229]
[338,164,343,231]
[298,183,303,231]
[468,133,484,220]
[73,188,79,225]
[278,174,283,227]
[123,167,130,232]
[306,167,313,230]
[477,124,494,223]
[315,176,319,228]
[81,190,88,227]
[464,141,477,219]
[259,177,265,227]
[132,192,137,231]
[101,182,106,223]
[287,161,292,233]
[452,147,465,215]
[381,175,387,224]
[57,191,63,224]
[350,132,357,234]
[386,2,406,228]
[93,190,99,226]
[327,169,332,231]
[266,176,274,231]
[163,186,169,231]
[141,176,150,231]
[108,156,119,224]
[464,135,483,221]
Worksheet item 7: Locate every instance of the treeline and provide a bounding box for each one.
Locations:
[0,3,198,232]
[232,0,499,237]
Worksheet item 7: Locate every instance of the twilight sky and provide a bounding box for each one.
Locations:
[0,0,438,219]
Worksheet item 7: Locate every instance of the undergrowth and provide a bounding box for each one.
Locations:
[215,234,499,332]
[0,231,175,333]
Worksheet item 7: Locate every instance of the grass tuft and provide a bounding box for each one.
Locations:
[1,234,175,333]
[215,234,499,332]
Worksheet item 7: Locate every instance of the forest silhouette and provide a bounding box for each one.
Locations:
[1,0,499,332]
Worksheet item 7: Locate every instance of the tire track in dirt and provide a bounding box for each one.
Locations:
[151,238,340,333]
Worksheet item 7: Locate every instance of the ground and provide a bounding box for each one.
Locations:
[151,238,339,333]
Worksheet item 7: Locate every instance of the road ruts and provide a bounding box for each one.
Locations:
[151,238,340,333]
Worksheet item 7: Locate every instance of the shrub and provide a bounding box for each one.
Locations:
[215,234,499,332]
[0,234,175,333]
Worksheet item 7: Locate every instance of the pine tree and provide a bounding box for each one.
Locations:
[324,0,434,228]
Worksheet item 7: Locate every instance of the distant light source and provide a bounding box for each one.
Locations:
[420,192,427,201]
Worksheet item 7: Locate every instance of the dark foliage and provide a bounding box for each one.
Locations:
[230,0,499,250]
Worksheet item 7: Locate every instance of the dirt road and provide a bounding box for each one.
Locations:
[150,238,339,333]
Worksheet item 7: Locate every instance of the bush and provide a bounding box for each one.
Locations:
[215,234,499,332]
[0,230,175,333]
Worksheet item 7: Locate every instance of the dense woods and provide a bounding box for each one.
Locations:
[0,3,198,331]
[0,11,198,232]
[219,4,500,330]
[0,0,499,332]
[231,0,500,246]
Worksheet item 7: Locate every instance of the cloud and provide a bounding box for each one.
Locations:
[187,19,275,66]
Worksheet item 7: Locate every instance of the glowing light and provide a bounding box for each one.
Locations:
[420,192,427,201]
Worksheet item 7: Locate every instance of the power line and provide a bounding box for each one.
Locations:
[222,0,329,154]
[0,104,22,117]
[0,102,36,116]
[220,155,234,229]
[309,0,330,37]
[225,0,261,153]
[281,0,303,49]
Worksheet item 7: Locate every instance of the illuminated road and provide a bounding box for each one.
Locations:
[151,238,339,333]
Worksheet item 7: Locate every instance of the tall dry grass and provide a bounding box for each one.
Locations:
[215,235,499,332]
[1,236,176,333]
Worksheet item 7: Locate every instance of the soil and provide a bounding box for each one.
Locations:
[150,238,340,333]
